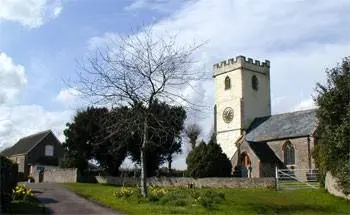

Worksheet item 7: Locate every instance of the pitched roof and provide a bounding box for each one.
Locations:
[0,147,12,156]
[248,142,284,167]
[246,109,317,142]
[0,130,52,157]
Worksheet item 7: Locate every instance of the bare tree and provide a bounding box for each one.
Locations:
[185,123,201,150]
[74,25,203,197]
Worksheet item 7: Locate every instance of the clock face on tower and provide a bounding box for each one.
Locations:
[223,107,234,123]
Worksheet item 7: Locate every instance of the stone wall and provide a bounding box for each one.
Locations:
[32,167,78,183]
[96,176,275,188]
[325,171,350,200]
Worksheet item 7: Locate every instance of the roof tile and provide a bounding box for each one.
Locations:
[0,130,52,157]
[246,109,317,142]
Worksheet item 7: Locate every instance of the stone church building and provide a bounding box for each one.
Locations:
[213,55,317,178]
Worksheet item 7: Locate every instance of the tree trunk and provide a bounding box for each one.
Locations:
[140,118,148,197]
[168,156,172,174]
[191,139,196,150]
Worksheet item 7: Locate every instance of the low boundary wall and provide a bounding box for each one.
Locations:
[30,167,275,188]
[32,167,78,183]
[95,176,276,188]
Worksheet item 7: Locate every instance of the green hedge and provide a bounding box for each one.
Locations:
[0,155,18,213]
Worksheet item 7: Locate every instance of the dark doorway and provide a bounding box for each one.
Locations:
[39,170,44,183]
[240,152,251,178]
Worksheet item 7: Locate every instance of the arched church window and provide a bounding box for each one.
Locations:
[45,145,54,157]
[283,141,295,165]
[252,75,258,91]
[224,76,231,90]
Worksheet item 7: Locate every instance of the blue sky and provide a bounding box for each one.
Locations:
[0,0,181,108]
[1,0,350,169]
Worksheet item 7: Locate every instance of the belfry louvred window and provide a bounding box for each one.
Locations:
[225,76,231,90]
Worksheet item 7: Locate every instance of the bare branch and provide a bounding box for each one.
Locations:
[71,24,206,197]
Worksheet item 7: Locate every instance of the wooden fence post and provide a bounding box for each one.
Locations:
[275,166,279,191]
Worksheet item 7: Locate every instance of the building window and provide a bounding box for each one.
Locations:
[45,145,54,157]
[252,75,258,91]
[283,141,295,165]
[224,76,231,90]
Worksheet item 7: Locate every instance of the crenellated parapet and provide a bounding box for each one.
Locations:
[213,55,270,77]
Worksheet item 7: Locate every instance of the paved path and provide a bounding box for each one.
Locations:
[26,183,120,215]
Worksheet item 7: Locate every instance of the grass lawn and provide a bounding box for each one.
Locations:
[65,183,350,215]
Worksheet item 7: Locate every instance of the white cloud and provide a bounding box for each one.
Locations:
[125,0,148,11]
[53,5,62,17]
[0,104,74,149]
[0,0,62,28]
[55,87,81,104]
[88,0,350,169]
[0,52,72,151]
[0,52,27,104]
[125,0,190,13]
[292,98,317,112]
[87,32,120,51]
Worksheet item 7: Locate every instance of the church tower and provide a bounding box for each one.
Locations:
[213,56,271,159]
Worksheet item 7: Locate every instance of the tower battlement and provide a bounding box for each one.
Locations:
[213,56,270,77]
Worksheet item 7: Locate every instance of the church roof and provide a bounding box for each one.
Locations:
[246,109,317,142]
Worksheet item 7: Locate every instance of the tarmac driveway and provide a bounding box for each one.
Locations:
[26,183,120,215]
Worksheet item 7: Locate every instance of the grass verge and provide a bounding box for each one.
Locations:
[65,183,350,215]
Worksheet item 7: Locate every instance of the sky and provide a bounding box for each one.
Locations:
[0,0,350,169]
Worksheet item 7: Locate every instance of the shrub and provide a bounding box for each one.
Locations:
[12,184,34,201]
[186,134,232,178]
[115,185,169,202]
[159,189,225,209]
[113,184,226,210]
[198,190,225,209]
[159,190,190,206]
[189,189,201,202]
[314,57,350,193]
[114,186,135,199]
[148,185,167,202]
[0,155,18,213]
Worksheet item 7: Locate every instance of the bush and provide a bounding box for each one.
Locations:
[158,190,189,206]
[314,57,350,193]
[186,134,232,178]
[0,155,18,213]
[113,185,225,210]
[114,186,135,199]
[12,184,34,201]
[158,188,225,209]
[148,185,168,202]
[9,200,45,214]
[18,172,25,182]
[198,190,225,209]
